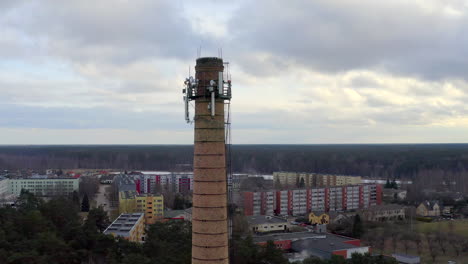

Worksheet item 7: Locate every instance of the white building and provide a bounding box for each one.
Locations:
[9,178,79,197]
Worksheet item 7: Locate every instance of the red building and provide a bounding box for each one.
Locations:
[253,232,369,259]
[243,184,382,216]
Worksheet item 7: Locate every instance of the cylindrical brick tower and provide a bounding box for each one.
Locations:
[191,57,229,264]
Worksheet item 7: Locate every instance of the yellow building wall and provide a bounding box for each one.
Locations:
[128,218,145,242]
[309,212,330,225]
[119,192,137,214]
[136,195,164,224]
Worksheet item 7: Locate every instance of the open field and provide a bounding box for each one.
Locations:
[363,220,468,264]
[417,219,468,237]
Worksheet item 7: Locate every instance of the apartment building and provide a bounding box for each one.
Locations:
[243,184,382,216]
[273,172,362,188]
[9,178,79,197]
[118,172,194,195]
[309,188,326,212]
[291,189,308,216]
[344,186,360,211]
[0,177,15,203]
[276,190,289,216]
[244,191,276,216]
[104,213,145,242]
[273,172,299,187]
[119,190,164,224]
[328,187,344,211]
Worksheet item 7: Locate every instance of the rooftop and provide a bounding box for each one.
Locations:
[363,204,405,212]
[104,213,143,237]
[247,215,288,225]
[291,234,361,254]
[164,209,186,218]
[120,190,138,200]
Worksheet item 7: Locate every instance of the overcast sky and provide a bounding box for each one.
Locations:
[1,0,468,144]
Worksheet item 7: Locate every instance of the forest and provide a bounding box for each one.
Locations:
[0,191,398,264]
[1,144,468,192]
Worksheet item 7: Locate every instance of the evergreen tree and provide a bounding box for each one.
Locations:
[81,194,90,212]
[275,178,282,189]
[391,179,398,189]
[260,240,288,264]
[352,214,363,238]
[299,177,306,188]
[72,191,80,207]
[385,179,391,188]
[86,206,110,232]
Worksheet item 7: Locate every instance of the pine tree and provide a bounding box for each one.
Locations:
[72,191,80,207]
[299,177,305,188]
[391,179,398,189]
[81,193,90,212]
[385,179,391,188]
[352,214,363,238]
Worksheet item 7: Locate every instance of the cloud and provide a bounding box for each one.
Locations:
[227,0,468,80]
[1,1,468,144]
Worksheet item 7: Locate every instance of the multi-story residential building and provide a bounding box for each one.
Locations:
[328,187,344,212]
[273,172,362,188]
[291,189,308,216]
[243,184,382,216]
[135,194,164,224]
[344,186,360,211]
[104,213,145,242]
[276,190,289,216]
[262,191,276,216]
[0,177,15,203]
[0,177,9,198]
[119,190,164,224]
[273,172,299,187]
[244,192,261,216]
[309,188,326,212]
[8,178,79,197]
[117,172,194,195]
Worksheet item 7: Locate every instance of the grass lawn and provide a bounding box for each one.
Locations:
[363,220,468,264]
[417,219,468,237]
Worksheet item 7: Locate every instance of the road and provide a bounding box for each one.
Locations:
[95,183,113,213]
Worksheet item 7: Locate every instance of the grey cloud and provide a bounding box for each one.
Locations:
[3,1,216,64]
[227,0,468,80]
[0,104,184,130]
[349,75,380,89]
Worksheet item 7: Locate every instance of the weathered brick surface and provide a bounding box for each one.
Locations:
[192,207,227,220]
[193,220,228,234]
[192,232,229,247]
[192,57,229,264]
[194,142,225,155]
[194,154,225,168]
[192,193,227,207]
[195,101,225,116]
[193,181,226,194]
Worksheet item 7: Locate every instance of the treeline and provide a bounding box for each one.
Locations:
[1,144,468,191]
[0,191,192,264]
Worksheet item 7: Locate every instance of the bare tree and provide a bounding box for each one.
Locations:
[374,227,386,254]
[448,234,464,257]
[411,233,423,255]
[400,230,414,254]
[427,234,439,263]
[390,226,400,252]
[434,231,448,255]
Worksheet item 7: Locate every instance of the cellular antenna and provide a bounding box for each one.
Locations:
[181,57,232,263]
